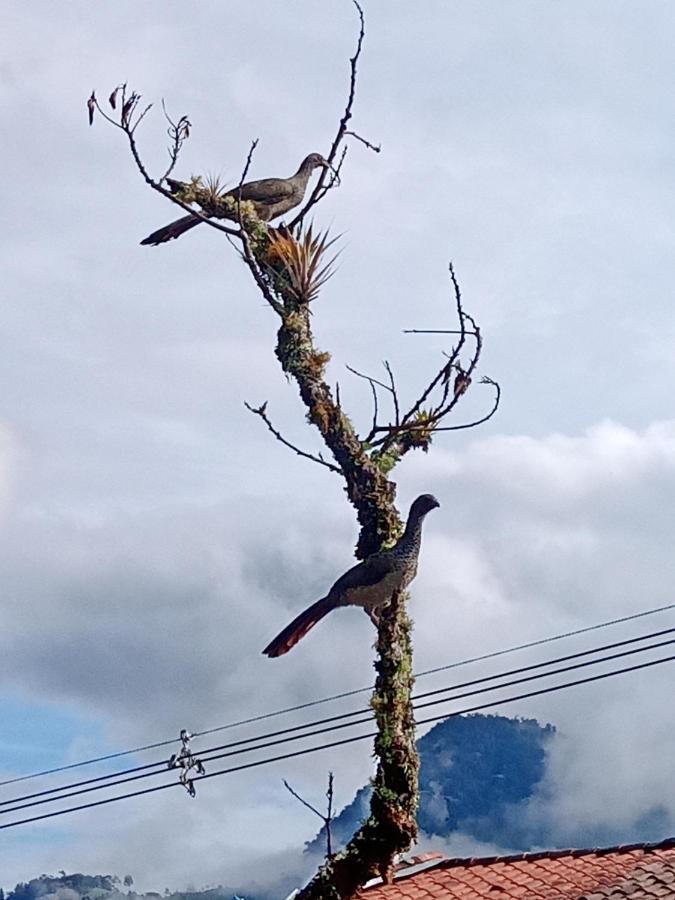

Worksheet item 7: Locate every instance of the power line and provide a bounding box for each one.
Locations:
[3,625,672,810]
[2,600,673,790]
[2,631,674,818]
[413,602,675,680]
[2,627,673,812]
[1,648,673,832]
[412,626,675,704]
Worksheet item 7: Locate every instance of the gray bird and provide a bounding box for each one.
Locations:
[140,153,329,246]
[263,494,440,657]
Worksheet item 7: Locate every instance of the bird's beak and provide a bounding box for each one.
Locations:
[322,158,341,186]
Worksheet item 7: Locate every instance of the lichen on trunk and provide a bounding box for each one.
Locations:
[296,590,417,899]
[250,232,419,897]
[274,301,400,557]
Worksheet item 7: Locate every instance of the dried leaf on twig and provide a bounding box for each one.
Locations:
[87,91,96,126]
[453,369,471,398]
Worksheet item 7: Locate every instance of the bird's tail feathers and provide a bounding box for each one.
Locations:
[262,595,336,657]
[140,214,200,246]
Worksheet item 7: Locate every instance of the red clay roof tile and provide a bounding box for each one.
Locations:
[359,838,675,899]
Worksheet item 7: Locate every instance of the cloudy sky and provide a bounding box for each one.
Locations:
[2,0,675,893]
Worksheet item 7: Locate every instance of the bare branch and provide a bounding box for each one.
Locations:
[160,99,191,183]
[346,361,402,444]
[244,401,343,475]
[284,773,336,861]
[283,779,326,822]
[430,311,482,422]
[346,364,387,443]
[363,374,379,441]
[313,146,349,206]
[346,364,391,395]
[373,263,468,451]
[236,139,259,217]
[91,89,241,238]
[372,377,500,435]
[432,377,501,431]
[384,360,400,427]
[366,263,497,461]
[368,379,379,441]
[288,0,365,227]
[130,102,153,134]
[326,772,334,860]
[345,130,381,153]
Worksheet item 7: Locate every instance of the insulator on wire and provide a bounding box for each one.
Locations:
[169,728,205,796]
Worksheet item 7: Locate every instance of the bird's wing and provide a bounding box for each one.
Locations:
[327,553,392,601]
[235,177,296,205]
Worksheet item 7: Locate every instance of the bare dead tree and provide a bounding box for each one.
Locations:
[89,3,499,896]
[283,773,336,860]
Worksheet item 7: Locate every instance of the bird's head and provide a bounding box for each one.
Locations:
[409,493,441,519]
[299,153,340,184]
[303,152,330,171]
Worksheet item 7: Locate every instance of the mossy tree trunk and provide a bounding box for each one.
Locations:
[247,232,419,896]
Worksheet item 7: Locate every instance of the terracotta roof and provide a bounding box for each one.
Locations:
[578,858,675,899]
[359,838,675,899]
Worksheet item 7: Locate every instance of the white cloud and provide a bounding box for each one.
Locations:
[3,0,675,891]
[0,422,18,521]
[404,420,675,849]
[2,417,675,890]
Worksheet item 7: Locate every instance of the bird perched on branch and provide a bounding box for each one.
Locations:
[140,153,330,246]
[263,494,440,658]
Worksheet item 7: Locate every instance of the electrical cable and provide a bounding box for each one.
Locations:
[2,625,672,810]
[2,600,673,790]
[2,632,674,818]
[1,648,673,831]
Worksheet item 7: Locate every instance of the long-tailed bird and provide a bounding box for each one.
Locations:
[262,494,440,658]
[140,153,329,246]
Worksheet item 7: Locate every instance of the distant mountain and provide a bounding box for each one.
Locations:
[4,876,254,900]
[7,874,123,900]
[307,713,555,854]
